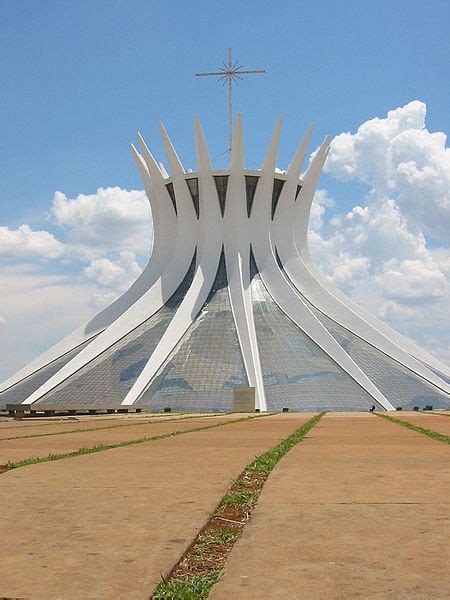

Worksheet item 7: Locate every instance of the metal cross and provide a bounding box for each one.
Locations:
[195,48,266,151]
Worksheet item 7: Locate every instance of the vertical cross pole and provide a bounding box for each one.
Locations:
[228,47,233,152]
[195,50,266,152]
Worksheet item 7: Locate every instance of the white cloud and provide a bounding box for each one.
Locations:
[0,224,65,260]
[51,187,152,258]
[311,198,429,271]
[309,100,450,365]
[84,251,142,291]
[0,265,94,381]
[308,189,334,231]
[0,187,151,379]
[310,197,450,364]
[375,258,447,303]
[89,291,121,310]
[324,100,450,243]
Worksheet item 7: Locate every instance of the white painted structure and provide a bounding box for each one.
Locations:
[1,116,449,412]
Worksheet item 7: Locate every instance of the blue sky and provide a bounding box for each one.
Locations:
[1,0,450,379]
[1,0,449,224]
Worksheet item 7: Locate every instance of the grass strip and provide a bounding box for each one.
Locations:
[153,412,325,600]
[4,414,271,471]
[0,413,219,441]
[154,571,221,600]
[375,413,450,445]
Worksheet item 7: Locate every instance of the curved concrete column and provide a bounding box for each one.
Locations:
[251,119,395,411]
[21,133,197,406]
[274,137,450,394]
[224,114,266,411]
[1,132,179,395]
[3,116,447,412]
[121,117,223,405]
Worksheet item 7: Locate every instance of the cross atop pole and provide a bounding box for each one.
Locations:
[195,48,266,152]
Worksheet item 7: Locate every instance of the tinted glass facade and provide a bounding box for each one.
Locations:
[245,176,259,217]
[33,256,197,407]
[309,306,450,410]
[250,262,377,412]
[138,253,247,411]
[271,178,285,219]
[0,338,94,408]
[213,175,229,217]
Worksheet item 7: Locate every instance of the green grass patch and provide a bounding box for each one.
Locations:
[246,411,325,476]
[375,413,450,445]
[221,490,258,507]
[154,412,325,599]
[192,531,239,556]
[4,414,270,471]
[153,571,221,599]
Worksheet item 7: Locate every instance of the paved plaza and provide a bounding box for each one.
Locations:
[1,411,449,599]
[212,413,450,599]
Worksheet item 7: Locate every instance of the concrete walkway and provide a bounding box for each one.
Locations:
[0,413,312,599]
[388,411,450,436]
[211,413,450,600]
[0,412,195,439]
[0,414,240,463]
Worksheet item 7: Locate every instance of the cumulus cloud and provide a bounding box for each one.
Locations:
[308,189,334,231]
[325,101,427,182]
[308,100,450,363]
[0,187,151,379]
[0,265,94,380]
[51,187,152,258]
[84,250,142,291]
[0,224,65,260]
[324,100,450,243]
[309,195,450,363]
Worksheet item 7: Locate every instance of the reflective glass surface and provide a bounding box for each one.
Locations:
[250,262,376,411]
[33,255,197,407]
[186,178,200,218]
[0,338,94,407]
[165,182,177,214]
[417,361,450,385]
[309,306,450,410]
[138,252,248,411]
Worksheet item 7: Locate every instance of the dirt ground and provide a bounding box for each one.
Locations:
[210,413,450,600]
